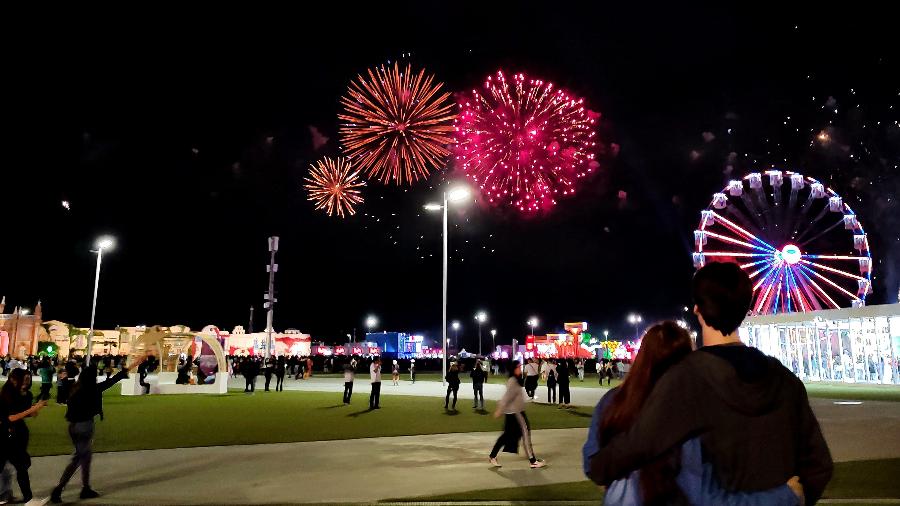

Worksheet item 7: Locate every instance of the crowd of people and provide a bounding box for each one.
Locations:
[0,262,838,505]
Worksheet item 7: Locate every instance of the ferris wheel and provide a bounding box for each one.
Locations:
[693,170,872,315]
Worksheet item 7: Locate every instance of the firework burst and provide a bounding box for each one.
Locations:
[454,70,598,212]
[304,157,365,218]
[339,62,457,185]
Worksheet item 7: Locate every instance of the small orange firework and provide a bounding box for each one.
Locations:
[339,62,457,185]
[303,157,365,218]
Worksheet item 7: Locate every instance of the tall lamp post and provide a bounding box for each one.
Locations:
[451,321,460,351]
[627,313,642,340]
[475,311,487,356]
[490,329,497,355]
[527,317,539,338]
[365,315,378,338]
[88,236,115,354]
[425,186,470,385]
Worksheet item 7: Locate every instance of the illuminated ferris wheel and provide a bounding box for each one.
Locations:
[693,170,873,315]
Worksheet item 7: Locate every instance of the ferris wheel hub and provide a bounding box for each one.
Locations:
[779,244,802,265]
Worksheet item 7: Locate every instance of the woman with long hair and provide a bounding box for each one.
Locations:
[489,362,546,469]
[50,355,144,503]
[583,322,802,505]
[0,369,47,502]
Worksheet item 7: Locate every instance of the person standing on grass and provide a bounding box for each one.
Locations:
[50,355,145,504]
[342,359,356,405]
[546,359,557,404]
[557,359,571,408]
[470,360,486,409]
[444,363,460,410]
[263,355,274,392]
[369,357,382,409]
[489,362,546,469]
[275,356,286,392]
[523,358,539,400]
[0,369,48,503]
[409,359,416,383]
[38,356,54,401]
[391,359,400,386]
[576,359,585,382]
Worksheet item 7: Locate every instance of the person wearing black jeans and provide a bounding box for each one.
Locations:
[369,358,382,409]
[243,357,258,393]
[444,363,461,410]
[557,360,571,408]
[275,356,286,392]
[51,356,143,504]
[470,360,486,409]
[0,369,48,503]
[263,356,274,392]
[546,360,557,404]
[342,360,356,404]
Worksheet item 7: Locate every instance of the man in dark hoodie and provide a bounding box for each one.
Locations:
[588,262,832,505]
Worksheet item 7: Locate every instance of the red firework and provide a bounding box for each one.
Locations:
[303,157,365,218]
[454,70,598,212]
[339,62,457,185]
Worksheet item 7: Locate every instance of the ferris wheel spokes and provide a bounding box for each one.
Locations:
[710,212,777,251]
[797,264,861,302]
[800,260,867,281]
[793,267,841,310]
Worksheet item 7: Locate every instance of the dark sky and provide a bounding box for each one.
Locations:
[3,4,898,349]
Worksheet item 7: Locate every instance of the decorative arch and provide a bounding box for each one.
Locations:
[128,326,227,375]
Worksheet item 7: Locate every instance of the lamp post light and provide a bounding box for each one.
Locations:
[627,313,642,340]
[475,311,487,356]
[365,315,378,336]
[88,236,115,354]
[425,186,470,384]
[490,329,497,355]
[451,321,460,351]
[527,317,539,338]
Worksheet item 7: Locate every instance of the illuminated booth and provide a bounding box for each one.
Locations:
[740,303,900,384]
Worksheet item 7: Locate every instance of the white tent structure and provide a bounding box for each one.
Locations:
[740,303,900,384]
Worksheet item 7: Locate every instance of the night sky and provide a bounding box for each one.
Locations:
[4,5,898,350]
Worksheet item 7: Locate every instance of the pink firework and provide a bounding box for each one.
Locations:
[454,70,598,212]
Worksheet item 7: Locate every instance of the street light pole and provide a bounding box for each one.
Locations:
[442,190,449,385]
[88,236,115,354]
[490,329,497,355]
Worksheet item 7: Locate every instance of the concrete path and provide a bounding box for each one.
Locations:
[26,390,900,504]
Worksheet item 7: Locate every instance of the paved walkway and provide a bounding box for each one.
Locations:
[19,376,900,504]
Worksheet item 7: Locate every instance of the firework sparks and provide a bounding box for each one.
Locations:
[304,157,365,218]
[338,62,457,185]
[454,70,598,212]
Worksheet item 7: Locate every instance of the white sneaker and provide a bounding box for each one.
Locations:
[530,460,547,469]
[489,457,502,467]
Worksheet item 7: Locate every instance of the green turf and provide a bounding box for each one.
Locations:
[803,382,900,402]
[25,389,592,457]
[390,458,900,502]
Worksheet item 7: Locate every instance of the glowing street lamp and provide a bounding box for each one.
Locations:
[365,315,378,333]
[88,235,116,353]
[490,329,497,353]
[627,313,642,340]
[475,311,487,356]
[424,185,471,384]
[527,317,539,338]
[451,321,460,350]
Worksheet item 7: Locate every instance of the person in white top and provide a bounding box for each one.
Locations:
[369,357,382,409]
[489,362,546,469]
[524,358,540,400]
[342,359,356,405]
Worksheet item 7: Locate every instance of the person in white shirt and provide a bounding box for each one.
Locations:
[524,358,540,400]
[342,359,356,405]
[369,357,382,409]
[489,362,546,469]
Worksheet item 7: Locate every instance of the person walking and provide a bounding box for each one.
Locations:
[37,357,54,401]
[263,356,274,392]
[244,357,259,393]
[369,357,382,410]
[0,369,48,503]
[342,359,356,405]
[409,359,416,383]
[274,356,286,392]
[557,359,571,408]
[524,358,539,400]
[50,355,144,503]
[391,360,400,386]
[576,359,585,382]
[546,359,557,404]
[470,360,486,409]
[489,362,545,469]
[444,363,461,410]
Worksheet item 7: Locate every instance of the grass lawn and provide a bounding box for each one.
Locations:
[25,389,592,457]
[804,382,900,402]
[391,458,900,502]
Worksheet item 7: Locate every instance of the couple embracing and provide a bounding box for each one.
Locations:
[584,262,833,505]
